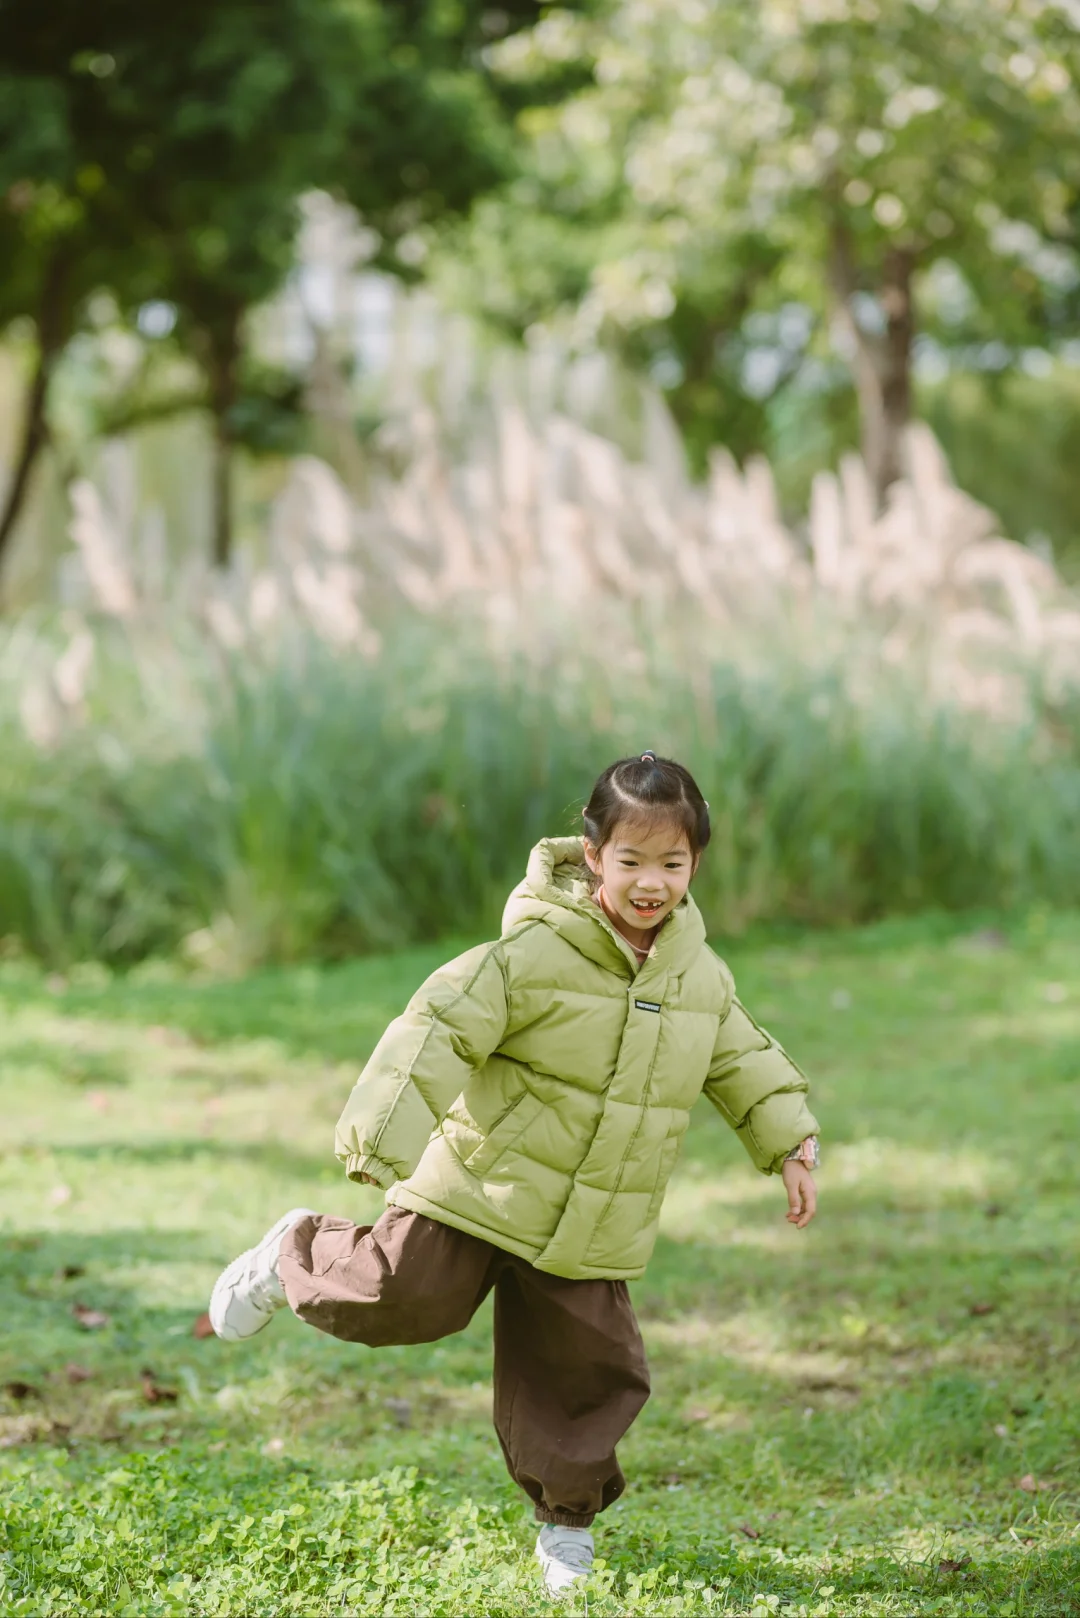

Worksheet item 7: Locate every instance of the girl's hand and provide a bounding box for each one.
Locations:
[359,1173,380,1187]
[781,1160,817,1229]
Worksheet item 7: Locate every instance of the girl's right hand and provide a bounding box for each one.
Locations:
[780,1159,817,1229]
[359,1173,380,1186]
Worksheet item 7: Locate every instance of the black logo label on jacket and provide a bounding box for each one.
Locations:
[634,999,662,1013]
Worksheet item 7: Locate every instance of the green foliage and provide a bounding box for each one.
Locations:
[5,622,1080,967]
[444,0,1080,490]
[923,363,1080,571]
[0,0,588,567]
[2,920,1080,1612]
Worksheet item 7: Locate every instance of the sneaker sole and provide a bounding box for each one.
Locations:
[208,1208,318,1341]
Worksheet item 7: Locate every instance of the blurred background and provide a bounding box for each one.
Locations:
[4,0,1080,967]
[5,12,1080,1612]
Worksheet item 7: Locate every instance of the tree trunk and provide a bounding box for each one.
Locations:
[0,252,71,581]
[210,409,233,570]
[829,227,915,509]
[207,312,242,570]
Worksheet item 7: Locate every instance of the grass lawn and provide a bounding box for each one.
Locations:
[2,914,1079,1615]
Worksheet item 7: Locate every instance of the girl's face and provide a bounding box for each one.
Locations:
[583,819,697,935]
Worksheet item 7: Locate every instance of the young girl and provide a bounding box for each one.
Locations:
[209,753,819,1596]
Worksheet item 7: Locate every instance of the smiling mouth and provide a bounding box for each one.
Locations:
[630,899,664,917]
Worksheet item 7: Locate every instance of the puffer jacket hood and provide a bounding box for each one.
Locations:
[334,837,817,1281]
[501,835,707,977]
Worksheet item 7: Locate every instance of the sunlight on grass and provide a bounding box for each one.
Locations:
[661,1143,1001,1247]
[826,1141,1001,1200]
[2,919,1080,1614]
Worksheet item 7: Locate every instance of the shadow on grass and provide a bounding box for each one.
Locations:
[0,941,461,1065]
[41,1137,334,1178]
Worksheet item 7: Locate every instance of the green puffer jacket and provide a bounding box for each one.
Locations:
[335,837,818,1281]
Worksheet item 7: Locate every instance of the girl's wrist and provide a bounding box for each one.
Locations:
[785,1136,820,1170]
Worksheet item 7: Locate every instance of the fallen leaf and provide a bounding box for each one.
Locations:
[71,1303,109,1330]
[3,1381,40,1402]
[140,1370,178,1405]
[938,1557,971,1574]
[192,1312,215,1340]
[969,1302,995,1316]
[0,1415,47,1448]
[1018,1474,1051,1493]
[64,1363,92,1383]
[738,1524,761,1540]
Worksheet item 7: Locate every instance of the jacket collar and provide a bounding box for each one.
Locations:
[502,836,707,979]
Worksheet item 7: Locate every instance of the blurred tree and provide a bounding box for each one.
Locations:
[121,0,540,567]
[0,0,585,576]
[0,36,158,570]
[455,0,1080,504]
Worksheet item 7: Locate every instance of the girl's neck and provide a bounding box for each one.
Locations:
[595,885,656,956]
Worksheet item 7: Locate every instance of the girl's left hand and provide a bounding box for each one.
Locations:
[781,1160,817,1229]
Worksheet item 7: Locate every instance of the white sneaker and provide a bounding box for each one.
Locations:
[208,1208,318,1341]
[535,1525,594,1596]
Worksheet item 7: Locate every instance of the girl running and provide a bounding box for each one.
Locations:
[209,752,819,1596]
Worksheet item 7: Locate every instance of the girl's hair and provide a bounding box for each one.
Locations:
[582,751,711,857]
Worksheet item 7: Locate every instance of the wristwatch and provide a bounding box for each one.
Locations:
[786,1135,820,1170]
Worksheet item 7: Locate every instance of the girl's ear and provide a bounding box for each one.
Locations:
[582,838,601,876]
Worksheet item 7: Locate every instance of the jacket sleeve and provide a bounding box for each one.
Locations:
[334,942,509,1188]
[703,993,819,1175]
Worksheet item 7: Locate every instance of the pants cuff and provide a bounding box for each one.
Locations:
[534,1507,596,1529]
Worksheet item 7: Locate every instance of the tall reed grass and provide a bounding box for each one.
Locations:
[8,359,1080,968]
[4,616,1080,969]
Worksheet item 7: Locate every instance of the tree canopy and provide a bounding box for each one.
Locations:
[0,0,577,573]
[3,0,1079,580]
[445,0,1080,502]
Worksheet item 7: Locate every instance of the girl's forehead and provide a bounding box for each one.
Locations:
[609,819,690,855]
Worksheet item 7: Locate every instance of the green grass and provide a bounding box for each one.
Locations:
[2,914,1080,1615]
[8,621,1080,968]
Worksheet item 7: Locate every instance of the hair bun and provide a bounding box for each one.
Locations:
[640,750,657,763]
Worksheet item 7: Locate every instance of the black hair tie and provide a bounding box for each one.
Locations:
[640,750,657,763]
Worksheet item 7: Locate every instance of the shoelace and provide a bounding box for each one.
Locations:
[243,1251,282,1312]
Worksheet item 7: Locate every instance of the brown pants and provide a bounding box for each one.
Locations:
[278,1206,650,1527]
